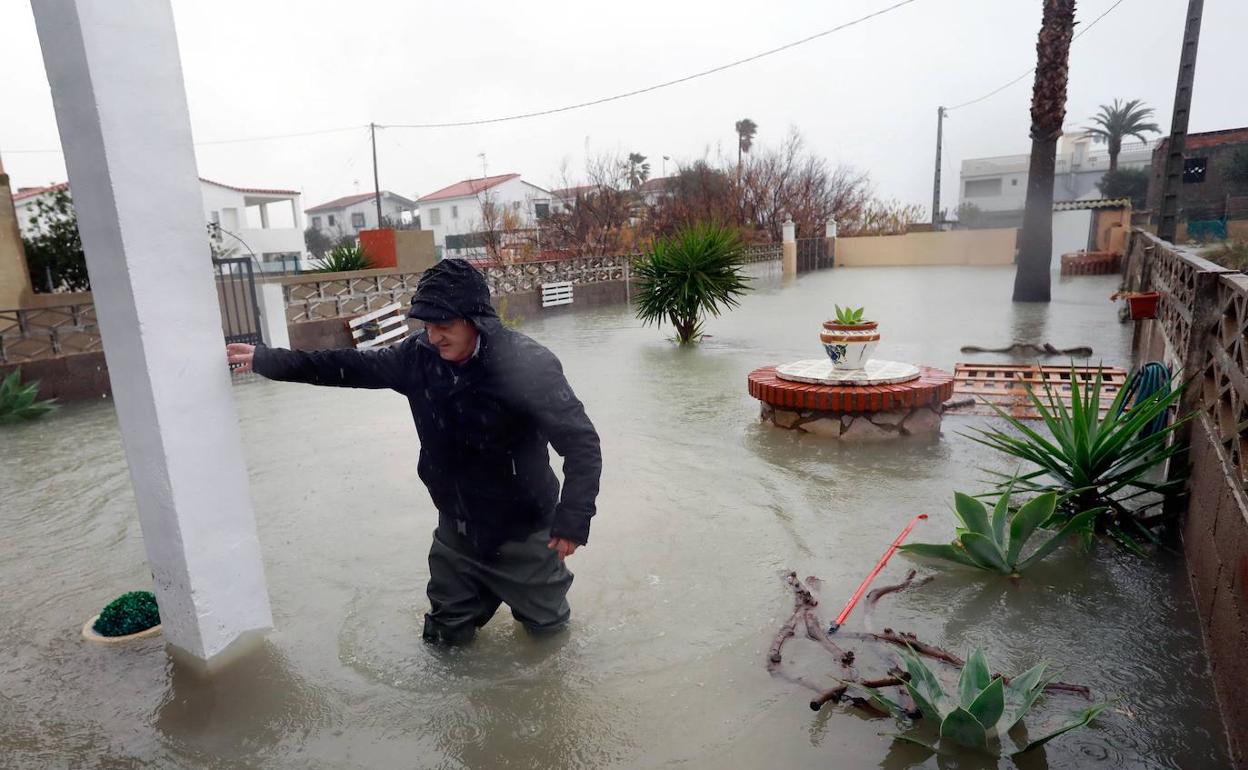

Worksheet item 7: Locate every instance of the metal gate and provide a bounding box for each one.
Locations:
[213,257,263,346]
[796,237,829,270]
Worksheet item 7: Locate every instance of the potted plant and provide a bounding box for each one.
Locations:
[82,590,162,643]
[819,305,880,370]
[1110,290,1160,320]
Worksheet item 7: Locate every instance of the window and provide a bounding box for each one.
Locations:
[451,205,459,219]
[311,216,321,229]
[965,178,1003,198]
[211,211,221,224]
[328,214,336,227]
[428,208,442,226]
[535,201,551,220]
[351,212,366,229]
[1010,179,1018,187]
[1183,157,1208,184]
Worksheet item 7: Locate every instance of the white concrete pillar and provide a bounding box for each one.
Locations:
[258,202,269,229]
[781,215,797,276]
[257,282,290,350]
[32,0,273,664]
[825,219,838,269]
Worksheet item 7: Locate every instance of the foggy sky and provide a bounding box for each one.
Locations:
[3,0,1246,217]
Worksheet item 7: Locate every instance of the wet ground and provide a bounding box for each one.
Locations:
[0,265,1231,768]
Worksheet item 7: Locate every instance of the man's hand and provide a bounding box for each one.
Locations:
[227,343,256,374]
[547,536,580,561]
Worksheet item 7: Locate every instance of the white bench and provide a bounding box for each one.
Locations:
[541,281,574,308]
[347,302,410,349]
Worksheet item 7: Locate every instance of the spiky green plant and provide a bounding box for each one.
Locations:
[0,369,58,424]
[93,591,160,637]
[315,241,373,273]
[633,223,751,344]
[968,368,1189,552]
[900,488,1098,575]
[869,646,1108,756]
[833,304,866,324]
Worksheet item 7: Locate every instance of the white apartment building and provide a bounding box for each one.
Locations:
[13,177,308,272]
[416,173,552,256]
[959,129,1157,218]
[305,191,417,240]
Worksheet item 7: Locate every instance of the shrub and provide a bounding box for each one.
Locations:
[316,242,373,272]
[633,223,751,344]
[0,369,58,423]
[1204,240,1248,272]
[21,186,90,292]
[93,591,160,636]
[968,368,1189,552]
[1095,168,1149,209]
[869,646,1108,756]
[900,488,1098,576]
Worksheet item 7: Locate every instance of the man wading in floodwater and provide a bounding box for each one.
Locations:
[227,259,601,643]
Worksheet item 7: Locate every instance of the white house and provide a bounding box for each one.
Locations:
[305,191,417,240]
[416,173,552,256]
[14,178,307,272]
[958,129,1157,223]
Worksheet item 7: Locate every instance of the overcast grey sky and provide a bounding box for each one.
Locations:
[3,0,1246,216]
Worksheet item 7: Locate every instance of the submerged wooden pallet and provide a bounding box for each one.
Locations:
[945,363,1129,420]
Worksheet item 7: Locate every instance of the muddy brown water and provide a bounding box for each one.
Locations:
[0,266,1231,768]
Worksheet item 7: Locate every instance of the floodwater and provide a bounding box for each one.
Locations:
[0,265,1231,769]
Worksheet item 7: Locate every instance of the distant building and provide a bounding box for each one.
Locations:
[638,176,675,207]
[1146,126,1248,223]
[416,173,552,257]
[13,177,308,272]
[958,129,1156,227]
[305,191,417,240]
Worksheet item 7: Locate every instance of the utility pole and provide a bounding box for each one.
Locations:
[932,106,946,226]
[370,122,383,229]
[1157,0,1204,243]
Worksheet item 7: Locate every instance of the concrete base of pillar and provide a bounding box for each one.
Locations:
[760,402,943,439]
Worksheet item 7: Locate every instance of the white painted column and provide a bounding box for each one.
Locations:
[32,0,273,663]
[258,202,270,229]
[782,215,797,276]
[825,219,838,269]
[257,282,290,350]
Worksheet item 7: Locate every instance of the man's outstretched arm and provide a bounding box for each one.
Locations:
[227,340,410,390]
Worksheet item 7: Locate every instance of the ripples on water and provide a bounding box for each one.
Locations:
[0,266,1230,768]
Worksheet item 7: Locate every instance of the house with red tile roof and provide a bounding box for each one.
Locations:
[14,178,309,271]
[305,190,417,239]
[415,173,551,257]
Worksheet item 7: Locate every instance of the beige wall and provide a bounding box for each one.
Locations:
[0,172,34,308]
[395,229,436,273]
[835,228,1017,267]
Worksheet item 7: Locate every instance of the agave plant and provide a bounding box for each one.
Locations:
[969,368,1189,552]
[0,369,58,424]
[315,242,373,273]
[900,489,1097,575]
[833,304,866,324]
[633,223,751,344]
[869,646,1108,756]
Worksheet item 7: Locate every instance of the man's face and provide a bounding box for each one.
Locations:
[425,318,479,363]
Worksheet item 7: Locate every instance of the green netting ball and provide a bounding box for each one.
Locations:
[93,591,160,637]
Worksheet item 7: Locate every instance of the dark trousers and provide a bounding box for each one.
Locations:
[423,525,573,643]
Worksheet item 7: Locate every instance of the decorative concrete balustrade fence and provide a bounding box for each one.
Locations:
[0,303,101,364]
[1123,229,1248,765]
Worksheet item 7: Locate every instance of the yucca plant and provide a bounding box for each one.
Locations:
[969,368,1189,552]
[0,369,58,423]
[315,242,373,273]
[900,489,1098,576]
[633,223,751,344]
[869,646,1108,756]
[833,304,866,324]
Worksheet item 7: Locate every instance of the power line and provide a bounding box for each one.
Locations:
[946,0,1130,112]
[380,0,923,129]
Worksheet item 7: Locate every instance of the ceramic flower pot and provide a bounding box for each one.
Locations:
[81,614,161,643]
[819,320,880,370]
[1126,292,1160,320]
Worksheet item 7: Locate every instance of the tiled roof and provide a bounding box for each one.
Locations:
[639,176,674,193]
[551,184,598,199]
[12,182,67,202]
[306,190,415,213]
[1053,198,1133,211]
[200,178,300,196]
[418,173,520,203]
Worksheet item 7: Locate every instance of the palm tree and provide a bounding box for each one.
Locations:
[1084,99,1161,172]
[626,152,651,190]
[1013,0,1077,304]
[735,118,758,172]
[633,223,752,344]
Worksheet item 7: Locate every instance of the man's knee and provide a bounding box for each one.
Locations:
[422,614,477,645]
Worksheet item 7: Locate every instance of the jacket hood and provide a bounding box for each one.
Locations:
[408,259,501,333]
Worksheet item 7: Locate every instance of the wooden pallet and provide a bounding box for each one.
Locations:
[1059,251,1121,276]
[945,363,1128,419]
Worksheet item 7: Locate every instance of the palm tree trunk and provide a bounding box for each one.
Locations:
[1108,137,1121,173]
[1013,0,1077,303]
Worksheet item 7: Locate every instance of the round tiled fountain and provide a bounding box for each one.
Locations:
[748,323,954,440]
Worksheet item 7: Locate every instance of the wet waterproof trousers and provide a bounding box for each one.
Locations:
[422,526,573,643]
